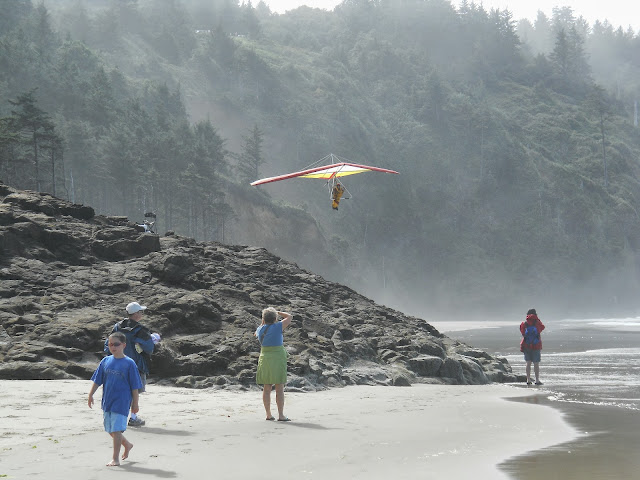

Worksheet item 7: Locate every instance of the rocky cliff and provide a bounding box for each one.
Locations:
[0,182,516,390]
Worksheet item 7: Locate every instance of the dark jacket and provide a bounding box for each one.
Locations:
[104,318,155,374]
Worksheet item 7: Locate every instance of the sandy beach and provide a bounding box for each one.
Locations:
[0,380,575,479]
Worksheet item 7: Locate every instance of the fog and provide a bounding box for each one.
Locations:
[12,0,639,322]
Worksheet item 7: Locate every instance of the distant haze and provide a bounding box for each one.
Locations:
[265,0,640,31]
[485,0,639,31]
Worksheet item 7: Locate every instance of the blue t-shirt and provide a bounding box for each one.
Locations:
[103,319,155,374]
[255,322,284,347]
[91,355,143,416]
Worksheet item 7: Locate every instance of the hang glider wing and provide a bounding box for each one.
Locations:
[251,162,398,186]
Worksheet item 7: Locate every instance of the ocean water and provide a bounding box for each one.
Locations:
[432,316,640,479]
[431,316,640,410]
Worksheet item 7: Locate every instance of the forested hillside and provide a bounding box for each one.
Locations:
[1,0,640,320]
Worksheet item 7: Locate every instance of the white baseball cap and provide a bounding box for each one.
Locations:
[126,302,147,314]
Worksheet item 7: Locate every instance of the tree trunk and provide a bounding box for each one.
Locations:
[600,116,607,190]
[33,130,40,191]
[51,147,56,196]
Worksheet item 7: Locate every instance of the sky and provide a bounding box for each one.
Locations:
[264,0,640,31]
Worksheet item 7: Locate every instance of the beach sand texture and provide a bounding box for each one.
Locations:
[0,380,575,479]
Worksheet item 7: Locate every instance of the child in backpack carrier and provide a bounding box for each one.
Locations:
[520,308,545,385]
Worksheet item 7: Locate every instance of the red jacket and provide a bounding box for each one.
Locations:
[520,314,545,351]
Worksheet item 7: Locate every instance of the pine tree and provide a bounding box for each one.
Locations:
[8,89,57,191]
[0,116,21,184]
[586,85,613,190]
[550,28,571,80]
[238,124,264,184]
[549,27,591,90]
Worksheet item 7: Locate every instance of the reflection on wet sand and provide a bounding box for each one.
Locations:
[435,318,640,480]
[501,396,640,479]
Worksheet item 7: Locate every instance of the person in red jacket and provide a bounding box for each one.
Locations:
[520,308,545,385]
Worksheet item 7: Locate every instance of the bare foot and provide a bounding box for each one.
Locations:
[122,441,134,460]
[106,460,120,467]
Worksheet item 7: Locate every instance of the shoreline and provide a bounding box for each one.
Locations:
[500,391,640,479]
[0,380,576,479]
[432,318,640,478]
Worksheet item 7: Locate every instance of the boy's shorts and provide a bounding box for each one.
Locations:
[103,412,128,433]
[523,349,541,363]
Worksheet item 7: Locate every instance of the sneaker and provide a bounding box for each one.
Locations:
[535,381,543,386]
[128,417,145,427]
[526,380,532,385]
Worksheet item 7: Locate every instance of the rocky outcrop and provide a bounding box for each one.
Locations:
[0,183,516,390]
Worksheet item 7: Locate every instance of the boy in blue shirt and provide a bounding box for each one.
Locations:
[104,301,160,427]
[89,332,143,466]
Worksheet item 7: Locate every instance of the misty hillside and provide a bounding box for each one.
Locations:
[1,0,640,320]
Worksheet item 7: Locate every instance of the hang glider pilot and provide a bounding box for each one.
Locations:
[331,182,345,210]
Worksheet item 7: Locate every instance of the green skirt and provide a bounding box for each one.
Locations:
[256,346,288,385]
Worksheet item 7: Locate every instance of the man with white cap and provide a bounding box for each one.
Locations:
[104,301,161,426]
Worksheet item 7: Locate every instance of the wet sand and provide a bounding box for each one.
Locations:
[432,319,640,479]
[500,394,640,479]
[0,380,575,479]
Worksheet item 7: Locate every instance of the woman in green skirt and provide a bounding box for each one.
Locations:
[255,307,293,421]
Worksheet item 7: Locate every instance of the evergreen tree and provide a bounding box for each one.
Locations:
[531,10,553,53]
[549,27,591,91]
[41,127,64,197]
[191,118,227,240]
[551,6,575,35]
[242,0,262,38]
[586,85,613,189]
[31,3,57,60]
[8,89,57,191]
[238,124,264,184]
[567,26,591,80]
[207,24,237,70]
[550,28,571,80]
[85,66,116,131]
[58,0,92,43]
[0,115,21,183]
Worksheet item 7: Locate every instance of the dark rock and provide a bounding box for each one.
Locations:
[438,357,465,383]
[0,182,515,388]
[459,356,489,384]
[392,373,412,386]
[3,190,94,220]
[453,346,493,360]
[408,355,444,376]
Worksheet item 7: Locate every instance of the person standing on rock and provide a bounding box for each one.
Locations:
[254,307,293,421]
[520,308,545,386]
[89,331,142,466]
[104,301,160,427]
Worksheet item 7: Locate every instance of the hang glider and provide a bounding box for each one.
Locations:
[250,154,399,210]
[250,161,399,185]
